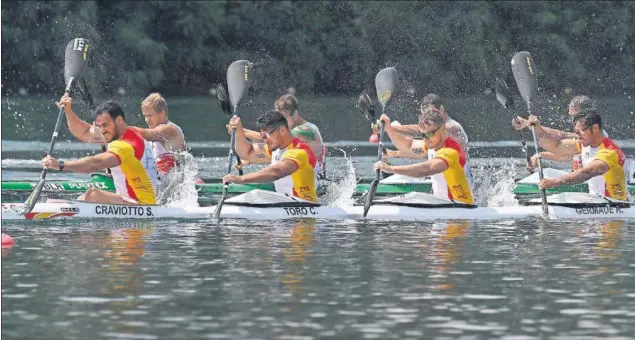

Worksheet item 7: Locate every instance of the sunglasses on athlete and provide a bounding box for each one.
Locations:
[260,125,282,139]
[574,125,591,136]
[420,125,442,139]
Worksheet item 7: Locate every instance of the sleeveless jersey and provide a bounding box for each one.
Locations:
[107,128,159,204]
[425,137,474,204]
[266,138,317,202]
[576,137,627,200]
[151,121,186,176]
[445,118,473,188]
[291,122,326,180]
[573,129,608,170]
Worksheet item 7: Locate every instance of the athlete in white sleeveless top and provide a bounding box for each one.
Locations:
[517,95,622,193]
[374,94,474,188]
[130,93,189,177]
[237,94,328,180]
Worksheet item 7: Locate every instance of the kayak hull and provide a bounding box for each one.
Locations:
[3,201,633,221]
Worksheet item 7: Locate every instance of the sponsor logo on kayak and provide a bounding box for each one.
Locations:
[67,182,109,190]
[31,183,66,191]
[283,207,317,216]
[61,207,79,213]
[95,205,154,217]
[575,206,624,215]
[3,204,23,213]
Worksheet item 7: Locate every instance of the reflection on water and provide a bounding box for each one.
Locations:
[280,220,316,294]
[2,219,635,339]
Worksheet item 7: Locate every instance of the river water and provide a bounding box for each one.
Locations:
[2,218,635,339]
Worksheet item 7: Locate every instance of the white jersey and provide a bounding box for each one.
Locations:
[151,121,186,175]
[271,148,293,196]
[578,130,609,195]
[579,144,604,195]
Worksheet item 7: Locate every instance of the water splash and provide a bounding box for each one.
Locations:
[322,148,357,207]
[156,151,200,207]
[472,159,520,207]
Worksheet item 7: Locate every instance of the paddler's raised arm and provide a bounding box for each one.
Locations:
[513,115,577,147]
[528,115,579,158]
[373,123,421,137]
[227,116,270,164]
[129,124,179,142]
[57,94,106,144]
[378,114,419,155]
[242,128,264,142]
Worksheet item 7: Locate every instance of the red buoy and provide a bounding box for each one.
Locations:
[2,233,14,247]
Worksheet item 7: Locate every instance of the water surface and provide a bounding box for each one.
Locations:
[3,219,635,339]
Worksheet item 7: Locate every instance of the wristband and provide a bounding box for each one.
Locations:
[58,160,65,171]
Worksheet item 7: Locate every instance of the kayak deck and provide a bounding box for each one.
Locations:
[2,192,633,221]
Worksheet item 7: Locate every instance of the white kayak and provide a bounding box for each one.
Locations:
[2,190,633,221]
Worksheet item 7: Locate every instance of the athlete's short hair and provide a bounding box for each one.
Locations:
[419,106,445,129]
[94,100,125,121]
[257,110,289,130]
[142,93,168,115]
[275,94,299,115]
[569,95,595,112]
[573,108,602,129]
[420,93,443,111]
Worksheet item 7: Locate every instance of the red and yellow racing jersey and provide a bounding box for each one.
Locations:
[266,138,317,202]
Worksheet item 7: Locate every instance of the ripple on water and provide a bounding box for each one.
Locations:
[60,296,128,304]
[462,294,507,300]
[99,332,158,340]
[429,320,508,331]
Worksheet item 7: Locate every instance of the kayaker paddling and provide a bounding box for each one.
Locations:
[373,107,475,205]
[222,110,318,203]
[41,101,159,205]
[532,110,628,201]
[512,95,609,171]
[233,94,327,181]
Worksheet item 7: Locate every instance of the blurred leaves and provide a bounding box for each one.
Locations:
[2,0,634,97]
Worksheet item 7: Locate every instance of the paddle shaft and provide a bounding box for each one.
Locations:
[374,120,386,180]
[214,117,239,219]
[363,113,386,217]
[526,102,548,215]
[21,103,68,213]
[519,131,532,165]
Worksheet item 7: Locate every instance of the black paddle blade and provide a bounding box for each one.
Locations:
[511,51,538,107]
[363,180,379,217]
[375,67,398,107]
[226,60,252,110]
[216,83,233,116]
[356,90,376,121]
[64,38,90,92]
[494,78,514,110]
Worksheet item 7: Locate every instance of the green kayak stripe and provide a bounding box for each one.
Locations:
[4,176,633,196]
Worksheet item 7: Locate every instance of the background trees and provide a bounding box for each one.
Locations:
[2,1,634,98]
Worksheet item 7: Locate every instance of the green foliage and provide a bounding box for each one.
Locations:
[2,1,634,97]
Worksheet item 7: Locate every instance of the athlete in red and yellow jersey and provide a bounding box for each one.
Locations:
[373,110,474,204]
[41,101,158,205]
[222,110,317,202]
[536,110,628,201]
